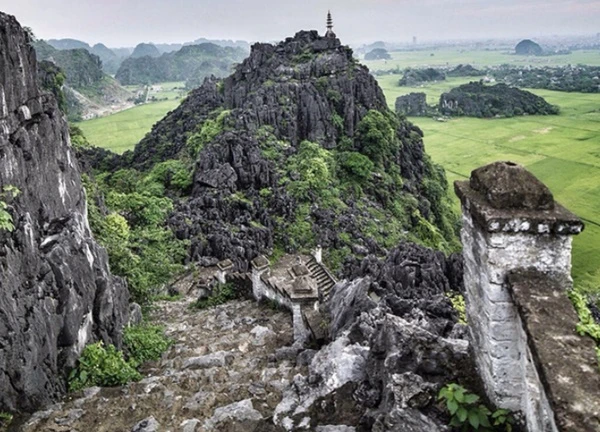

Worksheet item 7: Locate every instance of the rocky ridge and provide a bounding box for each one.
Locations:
[0,12,129,412]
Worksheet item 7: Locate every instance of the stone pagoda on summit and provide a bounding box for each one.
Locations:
[325,11,336,38]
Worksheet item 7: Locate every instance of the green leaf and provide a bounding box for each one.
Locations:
[447,399,459,415]
[457,406,468,422]
[479,411,491,428]
[468,410,480,429]
[454,387,465,403]
[464,393,480,404]
[438,387,451,400]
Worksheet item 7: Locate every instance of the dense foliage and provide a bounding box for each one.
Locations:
[493,65,600,93]
[187,109,232,157]
[439,82,559,118]
[116,43,247,86]
[262,111,459,268]
[68,323,173,391]
[84,160,191,304]
[399,67,446,86]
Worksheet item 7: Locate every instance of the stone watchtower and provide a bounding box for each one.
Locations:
[456,162,600,431]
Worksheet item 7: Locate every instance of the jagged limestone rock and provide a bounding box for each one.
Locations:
[0,12,129,412]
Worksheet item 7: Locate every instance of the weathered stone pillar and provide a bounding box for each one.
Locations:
[289,264,319,342]
[313,245,323,264]
[250,255,270,300]
[216,259,234,284]
[455,162,584,410]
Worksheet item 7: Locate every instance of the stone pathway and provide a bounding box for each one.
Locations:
[19,296,304,432]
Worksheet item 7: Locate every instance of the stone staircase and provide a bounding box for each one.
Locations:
[306,257,337,301]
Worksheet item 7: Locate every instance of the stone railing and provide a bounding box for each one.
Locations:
[456,161,600,432]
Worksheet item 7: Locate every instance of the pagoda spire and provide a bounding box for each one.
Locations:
[325,10,336,38]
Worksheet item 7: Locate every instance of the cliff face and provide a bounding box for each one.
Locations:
[0,12,129,412]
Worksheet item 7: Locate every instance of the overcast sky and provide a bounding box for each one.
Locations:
[1,0,599,47]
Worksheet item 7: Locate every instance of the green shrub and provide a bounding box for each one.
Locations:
[85,176,187,305]
[187,109,231,157]
[439,384,515,431]
[194,282,239,309]
[337,151,374,184]
[147,160,193,194]
[124,324,172,367]
[256,125,289,161]
[331,113,344,131]
[69,125,91,149]
[568,290,600,366]
[0,186,20,232]
[285,140,334,200]
[0,412,13,430]
[0,201,13,232]
[68,342,141,392]
[356,110,399,166]
[447,292,467,324]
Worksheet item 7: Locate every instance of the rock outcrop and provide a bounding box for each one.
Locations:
[0,12,129,412]
[274,243,473,431]
[395,92,430,116]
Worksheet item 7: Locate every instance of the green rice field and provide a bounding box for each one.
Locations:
[364,48,600,72]
[76,99,181,154]
[376,74,600,292]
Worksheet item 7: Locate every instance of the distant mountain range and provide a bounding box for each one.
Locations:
[46,38,251,76]
[115,43,248,86]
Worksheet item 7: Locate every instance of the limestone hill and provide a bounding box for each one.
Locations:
[115,43,248,86]
[104,30,459,274]
[33,40,133,120]
[440,81,559,118]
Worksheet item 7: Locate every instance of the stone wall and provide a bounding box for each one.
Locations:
[456,161,599,432]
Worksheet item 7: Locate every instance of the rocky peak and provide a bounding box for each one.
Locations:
[0,12,129,412]
[118,27,456,274]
